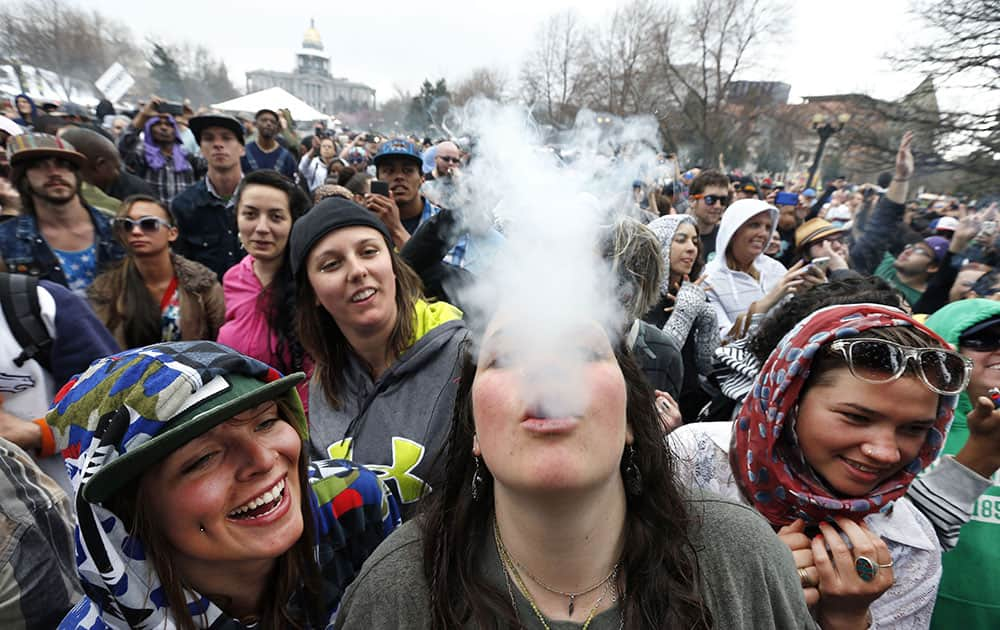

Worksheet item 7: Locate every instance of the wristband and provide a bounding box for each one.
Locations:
[33,418,55,458]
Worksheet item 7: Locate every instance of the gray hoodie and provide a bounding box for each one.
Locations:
[308,319,468,518]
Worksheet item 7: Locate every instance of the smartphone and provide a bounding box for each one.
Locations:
[981,221,997,237]
[810,257,830,274]
[370,180,390,197]
[156,101,184,116]
[990,387,1000,408]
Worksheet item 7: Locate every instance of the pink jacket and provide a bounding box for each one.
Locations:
[217,255,313,411]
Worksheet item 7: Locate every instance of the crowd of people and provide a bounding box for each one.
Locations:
[0,91,998,630]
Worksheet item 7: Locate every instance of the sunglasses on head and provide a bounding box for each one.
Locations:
[692,193,731,207]
[829,338,971,395]
[114,216,172,233]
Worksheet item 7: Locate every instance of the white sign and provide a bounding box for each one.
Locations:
[94,62,135,103]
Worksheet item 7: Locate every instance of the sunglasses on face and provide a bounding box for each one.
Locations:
[829,338,971,395]
[959,329,1000,353]
[692,193,731,207]
[114,216,172,233]
[902,243,932,258]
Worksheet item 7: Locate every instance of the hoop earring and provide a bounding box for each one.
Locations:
[623,445,643,496]
[471,455,485,501]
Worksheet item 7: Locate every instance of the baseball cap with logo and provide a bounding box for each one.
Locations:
[373,137,422,168]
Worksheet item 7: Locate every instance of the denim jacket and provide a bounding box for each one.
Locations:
[0,205,124,286]
[170,177,241,280]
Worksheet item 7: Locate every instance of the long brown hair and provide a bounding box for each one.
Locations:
[420,340,714,629]
[100,195,174,348]
[295,236,424,409]
[107,408,322,630]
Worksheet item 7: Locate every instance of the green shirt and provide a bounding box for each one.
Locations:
[875,252,923,307]
[925,299,1000,630]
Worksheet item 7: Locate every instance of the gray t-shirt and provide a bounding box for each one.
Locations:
[335,492,818,629]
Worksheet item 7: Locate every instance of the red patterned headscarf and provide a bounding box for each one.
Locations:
[731,303,956,527]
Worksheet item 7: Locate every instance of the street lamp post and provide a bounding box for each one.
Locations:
[806,112,851,189]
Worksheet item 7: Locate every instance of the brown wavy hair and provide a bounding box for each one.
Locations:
[295,235,423,409]
[420,339,714,629]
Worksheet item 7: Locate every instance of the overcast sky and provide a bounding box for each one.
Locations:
[89,0,936,106]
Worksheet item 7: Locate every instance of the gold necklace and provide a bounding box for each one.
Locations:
[494,517,619,629]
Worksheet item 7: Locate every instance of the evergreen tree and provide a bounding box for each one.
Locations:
[148,42,183,101]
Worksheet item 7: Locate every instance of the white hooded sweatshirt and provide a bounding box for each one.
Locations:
[704,199,786,337]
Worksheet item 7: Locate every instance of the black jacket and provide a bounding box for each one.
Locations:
[169,179,241,280]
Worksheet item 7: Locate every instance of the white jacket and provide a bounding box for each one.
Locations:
[299,154,331,192]
[705,199,786,337]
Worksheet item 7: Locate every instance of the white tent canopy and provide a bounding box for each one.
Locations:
[211,87,328,124]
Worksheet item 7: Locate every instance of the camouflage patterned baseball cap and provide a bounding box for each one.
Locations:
[47,341,305,504]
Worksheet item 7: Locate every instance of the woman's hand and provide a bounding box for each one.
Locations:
[752,261,813,314]
[816,240,848,272]
[777,519,819,607]
[812,517,892,630]
[654,390,683,434]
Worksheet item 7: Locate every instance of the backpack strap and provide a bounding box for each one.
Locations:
[0,273,53,373]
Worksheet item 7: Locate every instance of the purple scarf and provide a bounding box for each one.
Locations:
[142,115,192,173]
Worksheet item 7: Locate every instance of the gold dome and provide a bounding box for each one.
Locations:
[303,19,323,49]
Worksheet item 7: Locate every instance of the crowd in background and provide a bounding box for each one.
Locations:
[0,92,998,630]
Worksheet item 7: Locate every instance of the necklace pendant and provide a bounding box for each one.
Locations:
[568,595,575,617]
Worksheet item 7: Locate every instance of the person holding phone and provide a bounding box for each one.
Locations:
[363,138,426,249]
[118,96,204,203]
[299,135,342,193]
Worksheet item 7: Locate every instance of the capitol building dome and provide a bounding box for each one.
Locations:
[245,19,376,115]
[303,20,323,50]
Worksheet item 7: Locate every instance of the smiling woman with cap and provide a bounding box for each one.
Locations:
[291,197,468,517]
[47,340,399,629]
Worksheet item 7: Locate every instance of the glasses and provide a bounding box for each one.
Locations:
[692,193,731,207]
[902,243,932,258]
[438,156,461,164]
[829,338,971,395]
[959,329,1000,353]
[114,216,172,233]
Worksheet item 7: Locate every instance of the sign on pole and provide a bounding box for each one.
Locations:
[94,62,135,103]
